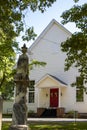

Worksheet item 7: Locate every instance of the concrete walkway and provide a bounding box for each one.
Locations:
[2,118,87,123]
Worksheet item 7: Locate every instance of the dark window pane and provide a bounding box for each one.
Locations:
[29,92,34,103]
[28,80,35,103]
[29,80,35,91]
[76,77,84,102]
[76,89,84,102]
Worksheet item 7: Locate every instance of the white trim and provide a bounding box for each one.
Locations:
[35,74,67,88]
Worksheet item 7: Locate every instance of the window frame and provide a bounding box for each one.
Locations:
[28,80,35,103]
[76,77,84,102]
[76,87,84,102]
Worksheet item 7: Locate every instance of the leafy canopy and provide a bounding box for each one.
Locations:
[61,1,87,88]
[0,0,56,99]
[0,0,56,42]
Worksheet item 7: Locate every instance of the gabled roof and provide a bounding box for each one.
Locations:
[35,74,67,88]
[49,74,67,85]
[29,19,72,51]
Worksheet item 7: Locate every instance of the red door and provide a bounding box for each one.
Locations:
[50,88,59,107]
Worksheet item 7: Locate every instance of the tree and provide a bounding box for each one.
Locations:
[0,38,17,99]
[0,0,56,99]
[0,0,56,43]
[61,1,87,89]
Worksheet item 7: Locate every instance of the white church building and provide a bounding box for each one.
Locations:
[3,19,87,117]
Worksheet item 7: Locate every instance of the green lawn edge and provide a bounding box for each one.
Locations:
[2,122,87,130]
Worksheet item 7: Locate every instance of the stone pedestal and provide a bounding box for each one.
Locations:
[9,125,30,130]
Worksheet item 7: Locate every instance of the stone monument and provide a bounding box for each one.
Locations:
[9,44,29,130]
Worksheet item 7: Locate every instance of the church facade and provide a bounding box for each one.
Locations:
[28,19,87,116]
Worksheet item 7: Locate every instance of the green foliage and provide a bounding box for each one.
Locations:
[0,52,16,99]
[22,27,37,41]
[1,80,14,100]
[61,2,87,88]
[0,0,55,99]
[0,0,56,42]
[29,59,46,70]
[61,4,87,33]
[2,113,12,118]
[73,0,79,2]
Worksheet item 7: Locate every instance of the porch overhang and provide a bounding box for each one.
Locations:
[35,74,67,88]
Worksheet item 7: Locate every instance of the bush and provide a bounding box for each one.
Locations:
[28,110,37,117]
[2,114,12,118]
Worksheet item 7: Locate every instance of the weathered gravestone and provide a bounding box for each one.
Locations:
[0,97,3,130]
[9,44,30,130]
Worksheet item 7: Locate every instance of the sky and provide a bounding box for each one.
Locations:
[17,0,86,48]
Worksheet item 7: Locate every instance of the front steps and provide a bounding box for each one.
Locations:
[41,109,57,118]
[37,107,65,118]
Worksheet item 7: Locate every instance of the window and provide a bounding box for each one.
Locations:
[76,88,84,102]
[76,77,84,102]
[28,80,35,103]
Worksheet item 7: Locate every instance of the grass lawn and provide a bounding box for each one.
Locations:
[2,122,87,130]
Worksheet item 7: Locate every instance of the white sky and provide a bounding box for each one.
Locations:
[17,0,86,48]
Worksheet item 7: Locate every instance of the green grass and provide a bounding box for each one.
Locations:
[2,123,11,130]
[2,122,87,130]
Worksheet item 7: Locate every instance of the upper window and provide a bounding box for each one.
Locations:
[28,80,35,103]
[76,77,84,102]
